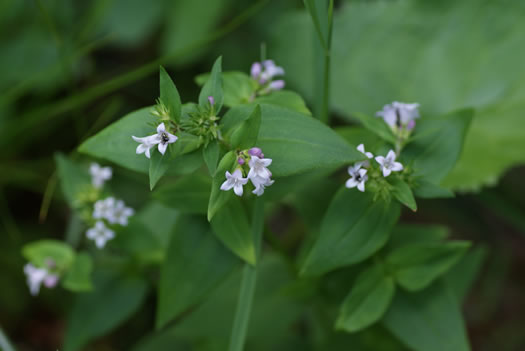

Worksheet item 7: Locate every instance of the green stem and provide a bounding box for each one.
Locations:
[228,198,265,351]
[0,327,16,351]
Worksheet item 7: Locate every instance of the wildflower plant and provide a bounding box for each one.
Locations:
[24,40,476,351]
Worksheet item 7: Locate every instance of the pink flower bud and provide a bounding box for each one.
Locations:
[238,157,245,165]
[44,274,59,288]
[269,79,285,91]
[407,120,416,130]
[208,96,215,106]
[248,147,263,157]
[251,62,262,79]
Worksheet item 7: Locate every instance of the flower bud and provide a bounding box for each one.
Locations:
[237,157,245,165]
[208,96,215,106]
[248,147,263,157]
[407,119,416,130]
[269,80,285,91]
[250,62,262,79]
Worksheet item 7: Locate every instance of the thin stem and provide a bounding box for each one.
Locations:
[0,328,16,351]
[228,198,265,351]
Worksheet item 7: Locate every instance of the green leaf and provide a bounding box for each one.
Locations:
[403,109,473,184]
[207,151,236,221]
[301,187,400,276]
[156,215,239,329]
[385,241,471,291]
[64,268,148,351]
[303,0,329,50]
[230,105,261,150]
[388,178,417,211]
[159,66,182,123]
[149,150,170,191]
[413,179,455,199]
[153,173,211,214]
[55,153,90,207]
[336,263,395,333]
[352,112,397,145]
[254,90,311,115]
[382,280,470,351]
[203,140,220,176]
[62,252,93,292]
[387,224,450,251]
[78,107,203,175]
[445,245,488,303]
[22,240,75,270]
[196,71,256,108]
[210,197,256,265]
[199,56,223,112]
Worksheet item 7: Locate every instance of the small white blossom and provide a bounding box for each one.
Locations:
[251,60,285,89]
[356,144,374,168]
[376,101,420,128]
[375,150,404,177]
[132,123,177,159]
[24,263,49,296]
[86,221,115,249]
[220,169,249,196]
[346,165,368,192]
[90,163,112,189]
[93,197,115,220]
[108,200,134,226]
[247,155,272,182]
[252,177,275,196]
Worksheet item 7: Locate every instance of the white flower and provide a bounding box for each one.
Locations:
[93,197,115,220]
[375,150,404,177]
[24,263,49,296]
[90,163,112,189]
[252,177,275,196]
[247,155,272,181]
[356,144,374,168]
[108,200,134,226]
[345,164,368,192]
[376,101,420,128]
[86,221,115,249]
[260,60,285,83]
[132,123,177,159]
[220,169,249,196]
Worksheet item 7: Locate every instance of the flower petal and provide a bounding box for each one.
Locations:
[383,168,392,177]
[157,123,166,133]
[391,162,404,172]
[233,184,244,196]
[357,182,365,192]
[375,156,385,166]
[345,178,358,188]
[158,142,168,155]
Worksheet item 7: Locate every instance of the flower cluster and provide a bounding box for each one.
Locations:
[251,60,285,94]
[87,196,134,248]
[221,147,274,197]
[345,144,404,192]
[132,122,178,159]
[23,260,59,296]
[376,101,420,131]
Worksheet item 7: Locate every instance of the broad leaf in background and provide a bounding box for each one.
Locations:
[413,179,455,199]
[336,263,395,333]
[254,90,311,115]
[382,280,471,351]
[203,140,220,176]
[389,178,417,211]
[271,0,525,190]
[445,245,488,302]
[154,173,211,214]
[55,153,91,207]
[64,268,148,351]
[199,56,223,112]
[196,71,256,107]
[385,241,470,291]
[156,215,239,329]
[387,224,450,251]
[230,105,261,150]
[62,252,93,292]
[78,107,203,174]
[149,151,170,190]
[159,66,182,123]
[210,197,255,265]
[301,188,400,276]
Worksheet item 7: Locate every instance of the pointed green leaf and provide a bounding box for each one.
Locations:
[385,241,471,291]
[207,151,236,221]
[210,197,256,265]
[203,140,220,176]
[199,56,223,112]
[55,153,91,207]
[336,263,395,333]
[352,112,397,145]
[196,71,256,108]
[301,187,400,276]
[382,280,471,351]
[389,178,417,211]
[254,90,311,115]
[230,105,261,150]
[159,66,182,123]
[62,252,93,292]
[156,215,239,329]
[22,240,75,271]
[413,179,455,199]
[303,0,329,50]
[153,173,211,214]
[149,150,170,190]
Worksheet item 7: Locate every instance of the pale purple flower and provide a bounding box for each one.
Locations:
[108,200,134,226]
[376,101,420,128]
[90,163,112,189]
[43,274,59,288]
[247,155,272,181]
[24,263,49,296]
[93,197,115,220]
[268,80,285,91]
[251,62,262,79]
[346,166,368,192]
[132,123,177,158]
[251,59,285,85]
[252,176,275,196]
[356,144,374,168]
[238,157,245,165]
[86,221,115,249]
[375,150,404,177]
[208,96,215,106]
[248,147,263,157]
[131,135,157,159]
[221,169,249,196]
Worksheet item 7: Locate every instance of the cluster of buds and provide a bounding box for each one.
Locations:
[221,147,274,197]
[23,259,59,296]
[87,197,134,248]
[250,60,285,95]
[346,144,404,193]
[181,96,220,146]
[132,122,178,159]
[376,101,419,132]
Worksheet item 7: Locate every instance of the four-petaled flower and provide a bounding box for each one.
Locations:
[86,221,115,249]
[356,144,374,168]
[132,123,178,159]
[93,197,116,220]
[109,200,135,226]
[250,60,285,92]
[345,165,368,192]
[247,155,272,182]
[375,150,404,177]
[90,163,112,189]
[376,101,420,129]
[221,169,249,196]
